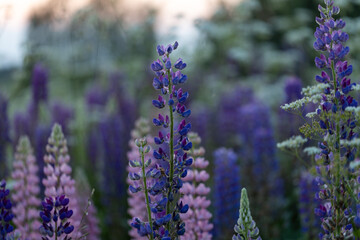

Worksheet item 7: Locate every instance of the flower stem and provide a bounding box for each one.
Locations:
[141,148,154,240]
[166,66,174,232]
[331,59,341,236]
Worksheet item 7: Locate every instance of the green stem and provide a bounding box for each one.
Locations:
[331,58,342,236]
[141,149,154,240]
[166,65,174,231]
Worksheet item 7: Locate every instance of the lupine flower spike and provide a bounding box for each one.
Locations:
[127,118,155,240]
[130,42,191,239]
[0,180,14,239]
[39,195,74,239]
[128,138,156,239]
[213,148,240,238]
[279,0,360,239]
[298,172,321,238]
[11,136,41,239]
[42,124,82,238]
[180,132,213,240]
[233,188,261,240]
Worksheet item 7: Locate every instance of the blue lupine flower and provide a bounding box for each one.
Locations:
[310,1,358,238]
[34,125,51,198]
[39,195,74,238]
[31,63,48,105]
[251,127,284,237]
[213,148,240,239]
[99,114,127,221]
[278,77,304,140]
[130,42,191,239]
[85,84,109,110]
[51,101,74,135]
[299,172,322,238]
[0,180,14,238]
[216,87,254,147]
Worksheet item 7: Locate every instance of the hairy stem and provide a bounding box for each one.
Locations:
[166,63,174,232]
[331,59,342,236]
[141,149,154,240]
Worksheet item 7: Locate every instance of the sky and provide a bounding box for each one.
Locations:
[0,0,240,68]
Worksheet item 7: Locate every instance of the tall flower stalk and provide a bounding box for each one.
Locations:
[0,180,14,239]
[42,124,82,238]
[280,0,360,238]
[39,195,74,239]
[127,118,155,240]
[129,42,192,239]
[180,132,213,240]
[298,171,321,238]
[213,148,240,239]
[11,136,41,239]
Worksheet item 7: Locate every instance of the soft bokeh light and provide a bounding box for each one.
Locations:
[0,0,240,67]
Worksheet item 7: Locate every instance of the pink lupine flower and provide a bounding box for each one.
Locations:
[11,136,41,239]
[126,118,156,240]
[42,124,82,238]
[180,132,213,240]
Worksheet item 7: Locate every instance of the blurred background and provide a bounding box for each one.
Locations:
[1,0,360,239]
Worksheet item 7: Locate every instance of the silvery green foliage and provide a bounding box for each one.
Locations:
[233,188,261,240]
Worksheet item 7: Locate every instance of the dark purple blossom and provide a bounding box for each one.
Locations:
[31,63,48,105]
[39,195,74,238]
[51,102,74,135]
[0,180,14,238]
[130,42,191,239]
[213,148,240,239]
[312,1,358,238]
[299,172,322,238]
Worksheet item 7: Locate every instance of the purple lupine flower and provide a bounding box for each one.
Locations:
[237,100,284,238]
[251,128,284,238]
[39,195,74,238]
[50,102,74,135]
[299,171,322,238]
[189,106,212,146]
[13,112,32,144]
[149,42,192,238]
[278,77,304,151]
[31,63,48,105]
[85,84,108,111]
[108,72,137,135]
[129,42,192,239]
[99,114,127,235]
[180,132,213,240]
[42,124,82,238]
[284,77,303,103]
[311,1,358,238]
[216,87,254,147]
[0,180,14,238]
[0,93,10,178]
[237,101,271,143]
[34,125,51,198]
[127,118,156,240]
[213,148,240,239]
[11,136,41,238]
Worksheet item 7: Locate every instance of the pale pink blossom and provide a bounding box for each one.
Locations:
[180,133,213,240]
[11,137,41,239]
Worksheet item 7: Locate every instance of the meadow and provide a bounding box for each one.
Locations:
[1,0,360,239]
